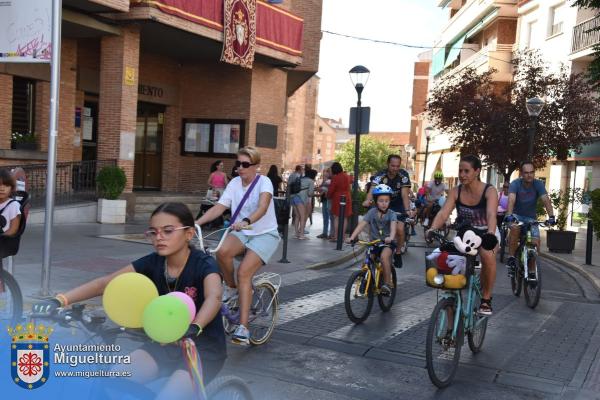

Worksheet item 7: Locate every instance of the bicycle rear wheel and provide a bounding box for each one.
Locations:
[344,269,373,324]
[467,287,488,353]
[0,269,22,326]
[207,375,254,400]
[400,223,410,255]
[248,283,278,345]
[524,256,541,309]
[426,297,463,388]
[377,266,397,312]
[511,249,523,297]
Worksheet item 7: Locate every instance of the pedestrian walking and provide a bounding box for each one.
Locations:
[317,167,333,239]
[327,162,352,242]
[207,160,229,197]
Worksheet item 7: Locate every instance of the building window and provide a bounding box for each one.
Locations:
[11,77,36,144]
[526,20,537,48]
[181,119,244,156]
[548,3,564,37]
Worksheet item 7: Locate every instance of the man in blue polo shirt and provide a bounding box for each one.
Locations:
[504,161,555,279]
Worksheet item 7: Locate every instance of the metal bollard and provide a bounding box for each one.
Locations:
[586,219,593,265]
[278,192,291,263]
[336,195,346,251]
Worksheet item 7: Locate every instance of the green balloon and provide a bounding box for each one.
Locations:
[142,295,190,344]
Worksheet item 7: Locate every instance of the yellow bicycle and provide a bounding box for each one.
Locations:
[344,239,397,324]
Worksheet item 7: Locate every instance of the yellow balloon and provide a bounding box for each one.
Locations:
[103,272,159,328]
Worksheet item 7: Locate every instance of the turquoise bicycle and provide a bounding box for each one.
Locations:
[425,231,488,388]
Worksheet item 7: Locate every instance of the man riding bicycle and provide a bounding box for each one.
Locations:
[423,170,448,228]
[504,161,555,279]
[363,154,414,269]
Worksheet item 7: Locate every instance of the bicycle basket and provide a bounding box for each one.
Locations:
[424,250,467,290]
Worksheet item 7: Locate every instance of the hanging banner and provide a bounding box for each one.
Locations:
[221,0,257,68]
[0,0,52,63]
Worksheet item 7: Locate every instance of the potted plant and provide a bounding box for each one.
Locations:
[96,165,127,224]
[546,187,583,253]
[11,132,37,151]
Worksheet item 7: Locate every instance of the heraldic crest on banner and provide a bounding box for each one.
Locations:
[9,322,53,390]
[221,0,257,68]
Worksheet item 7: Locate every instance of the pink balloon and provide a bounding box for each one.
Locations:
[166,292,196,323]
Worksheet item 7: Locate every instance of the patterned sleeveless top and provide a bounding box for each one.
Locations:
[456,184,492,229]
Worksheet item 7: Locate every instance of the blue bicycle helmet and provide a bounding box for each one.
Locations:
[372,184,393,198]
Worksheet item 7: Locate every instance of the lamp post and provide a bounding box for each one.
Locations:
[349,65,370,231]
[421,127,433,187]
[526,97,545,159]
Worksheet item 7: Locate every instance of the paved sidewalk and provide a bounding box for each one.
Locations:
[539,227,600,296]
[5,210,357,306]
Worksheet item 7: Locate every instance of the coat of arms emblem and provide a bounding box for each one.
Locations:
[8,322,53,390]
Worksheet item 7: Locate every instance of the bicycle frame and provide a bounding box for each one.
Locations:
[194,224,281,326]
[512,219,541,281]
[356,242,387,296]
[436,255,484,340]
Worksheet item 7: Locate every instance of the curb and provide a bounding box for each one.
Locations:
[305,246,365,270]
[540,253,600,296]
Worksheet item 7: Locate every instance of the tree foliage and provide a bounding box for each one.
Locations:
[335,136,396,177]
[426,51,600,180]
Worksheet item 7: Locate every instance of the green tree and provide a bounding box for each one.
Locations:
[335,136,396,177]
[573,0,600,85]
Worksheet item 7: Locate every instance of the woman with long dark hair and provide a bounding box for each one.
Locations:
[267,165,283,195]
[207,160,228,197]
[427,155,499,316]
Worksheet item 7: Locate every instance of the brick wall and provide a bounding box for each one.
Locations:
[497,19,517,44]
[290,0,323,73]
[56,38,78,163]
[0,74,12,150]
[35,81,50,152]
[98,26,140,193]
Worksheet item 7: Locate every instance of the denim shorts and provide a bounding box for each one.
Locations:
[231,229,280,264]
[291,196,304,206]
[513,214,540,238]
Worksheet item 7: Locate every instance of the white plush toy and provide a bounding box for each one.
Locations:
[453,230,482,256]
[446,254,466,275]
[426,249,441,261]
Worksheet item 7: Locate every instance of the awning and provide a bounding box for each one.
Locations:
[424,152,442,183]
[443,34,466,69]
[465,9,499,39]
[442,151,461,178]
[432,49,446,77]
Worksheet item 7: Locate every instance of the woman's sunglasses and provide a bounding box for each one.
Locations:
[235,160,257,169]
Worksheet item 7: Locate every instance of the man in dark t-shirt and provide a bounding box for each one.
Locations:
[363,154,413,268]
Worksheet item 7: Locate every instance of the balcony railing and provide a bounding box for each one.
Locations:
[572,15,600,54]
[4,159,117,207]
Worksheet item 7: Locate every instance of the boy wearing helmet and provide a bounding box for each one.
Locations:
[423,171,448,227]
[346,184,397,296]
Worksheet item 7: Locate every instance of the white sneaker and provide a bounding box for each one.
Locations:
[232,324,250,345]
[222,285,238,303]
[423,218,429,227]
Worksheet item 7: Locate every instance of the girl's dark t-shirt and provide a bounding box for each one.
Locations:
[132,248,226,360]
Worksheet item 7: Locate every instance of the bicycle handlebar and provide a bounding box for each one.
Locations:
[195,223,253,254]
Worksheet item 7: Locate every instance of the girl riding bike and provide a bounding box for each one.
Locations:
[33,202,226,399]
[196,146,280,345]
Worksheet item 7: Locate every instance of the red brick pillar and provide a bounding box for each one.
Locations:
[98,26,140,193]
[57,39,77,162]
[35,81,50,153]
[0,74,13,150]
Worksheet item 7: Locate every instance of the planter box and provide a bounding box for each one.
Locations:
[97,199,126,224]
[11,142,37,151]
[546,230,577,254]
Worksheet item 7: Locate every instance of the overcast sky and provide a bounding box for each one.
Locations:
[317,0,447,132]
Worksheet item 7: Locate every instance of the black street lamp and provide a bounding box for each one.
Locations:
[421,127,433,187]
[349,65,370,230]
[526,97,545,159]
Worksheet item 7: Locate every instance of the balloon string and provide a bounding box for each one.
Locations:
[182,338,207,400]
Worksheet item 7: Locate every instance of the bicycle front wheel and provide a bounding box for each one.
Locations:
[0,269,23,326]
[377,266,397,312]
[511,252,523,297]
[426,297,463,388]
[248,283,278,345]
[344,269,373,324]
[207,375,254,400]
[499,228,507,263]
[524,257,541,309]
